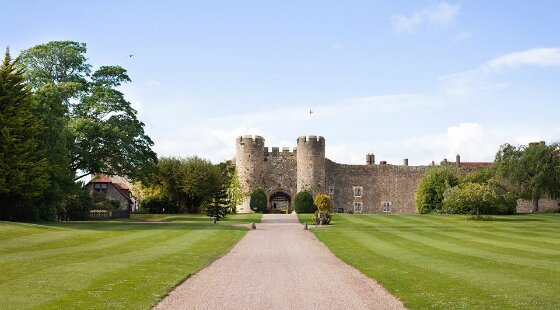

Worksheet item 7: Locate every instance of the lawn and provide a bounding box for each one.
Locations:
[299,213,560,309]
[0,213,261,309]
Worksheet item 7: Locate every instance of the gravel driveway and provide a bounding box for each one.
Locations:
[154,213,405,310]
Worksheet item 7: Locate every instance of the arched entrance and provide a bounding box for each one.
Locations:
[269,191,292,213]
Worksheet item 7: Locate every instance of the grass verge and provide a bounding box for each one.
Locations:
[0,213,261,309]
[299,213,560,309]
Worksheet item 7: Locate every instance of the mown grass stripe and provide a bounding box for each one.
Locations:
[308,214,560,310]
[0,214,258,309]
[318,227,516,309]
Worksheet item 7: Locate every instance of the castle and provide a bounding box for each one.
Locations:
[234,135,493,214]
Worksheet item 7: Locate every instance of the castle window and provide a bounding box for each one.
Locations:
[353,186,363,197]
[328,186,334,196]
[383,202,392,212]
[354,202,363,213]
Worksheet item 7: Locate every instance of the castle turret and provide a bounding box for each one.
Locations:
[236,135,265,213]
[296,136,326,196]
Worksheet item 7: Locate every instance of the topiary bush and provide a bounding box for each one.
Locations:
[313,194,333,224]
[249,187,267,213]
[294,190,316,213]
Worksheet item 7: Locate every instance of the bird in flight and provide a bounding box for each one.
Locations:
[309,109,314,115]
[128,54,134,58]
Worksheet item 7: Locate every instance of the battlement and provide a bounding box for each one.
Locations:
[265,146,297,157]
[236,135,265,145]
[297,135,325,146]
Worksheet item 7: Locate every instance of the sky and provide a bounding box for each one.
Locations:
[2,1,560,165]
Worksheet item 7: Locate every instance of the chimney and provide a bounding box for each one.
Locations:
[456,154,461,167]
[366,154,375,165]
[403,158,409,166]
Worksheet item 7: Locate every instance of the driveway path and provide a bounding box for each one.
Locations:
[154,213,405,310]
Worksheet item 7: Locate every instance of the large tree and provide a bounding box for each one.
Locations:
[0,49,50,220]
[17,41,157,182]
[148,156,222,213]
[495,142,560,212]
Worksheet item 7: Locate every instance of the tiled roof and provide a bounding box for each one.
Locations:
[89,174,112,183]
[115,182,130,190]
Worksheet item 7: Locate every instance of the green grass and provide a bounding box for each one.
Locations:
[0,213,261,309]
[299,213,560,309]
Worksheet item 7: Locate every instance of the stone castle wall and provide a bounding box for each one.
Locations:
[235,135,559,214]
[263,147,297,200]
[325,160,427,213]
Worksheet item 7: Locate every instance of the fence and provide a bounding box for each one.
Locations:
[62,209,130,221]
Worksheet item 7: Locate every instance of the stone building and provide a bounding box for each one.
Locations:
[235,135,482,214]
[86,174,134,210]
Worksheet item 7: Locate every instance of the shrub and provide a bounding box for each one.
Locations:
[92,192,121,210]
[249,187,267,213]
[315,194,333,212]
[59,187,93,221]
[313,194,333,224]
[294,190,316,213]
[416,167,460,214]
[443,181,517,216]
[141,196,175,213]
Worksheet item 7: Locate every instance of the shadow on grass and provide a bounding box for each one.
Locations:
[36,219,248,232]
[486,217,545,222]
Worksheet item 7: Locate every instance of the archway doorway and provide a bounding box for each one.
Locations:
[269,192,292,213]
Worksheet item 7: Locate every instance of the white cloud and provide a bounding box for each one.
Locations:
[441,47,560,96]
[485,48,560,71]
[324,122,560,166]
[148,94,443,163]
[392,2,460,34]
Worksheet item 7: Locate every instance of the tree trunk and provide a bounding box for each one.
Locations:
[532,196,539,212]
[476,207,480,220]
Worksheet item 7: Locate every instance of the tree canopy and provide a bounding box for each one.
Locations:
[18,40,157,182]
[495,142,560,212]
[0,49,50,220]
[415,167,460,214]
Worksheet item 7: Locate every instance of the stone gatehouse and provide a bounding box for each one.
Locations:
[234,135,494,214]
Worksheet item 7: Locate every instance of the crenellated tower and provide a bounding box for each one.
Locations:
[296,135,326,196]
[235,135,266,212]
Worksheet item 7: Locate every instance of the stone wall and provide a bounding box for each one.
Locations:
[516,198,558,213]
[325,160,427,214]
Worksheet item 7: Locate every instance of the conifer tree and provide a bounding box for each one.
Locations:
[204,186,229,220]
[0,49,49,220]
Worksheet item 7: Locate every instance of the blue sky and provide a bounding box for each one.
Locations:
[2,1,560,165]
